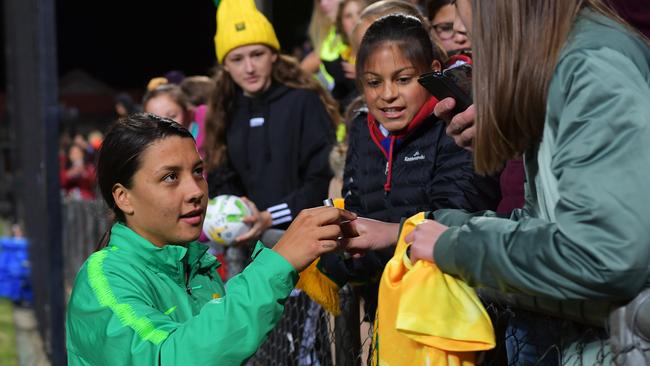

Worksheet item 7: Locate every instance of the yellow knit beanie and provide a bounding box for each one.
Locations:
[214,0,281,63]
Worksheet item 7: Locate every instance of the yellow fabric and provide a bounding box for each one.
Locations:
[333,198,345,209]
[341,46,354,65]
[320,26,347,62]
[295,198,346,315]
[373,212,495,366]
[214,0,280,63]
[147,77,168,91]
[296,258,341,316]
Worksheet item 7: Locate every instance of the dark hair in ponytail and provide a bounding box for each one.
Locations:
[95,113,193,250]
[356,14,441,88]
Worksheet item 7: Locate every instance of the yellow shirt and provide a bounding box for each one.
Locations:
[373,212,495,366]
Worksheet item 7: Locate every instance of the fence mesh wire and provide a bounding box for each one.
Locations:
[335,290,614,366]
[248,290,336,366]
[477,299,612,366]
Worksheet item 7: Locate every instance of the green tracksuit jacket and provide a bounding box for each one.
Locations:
[433,10,650,304]
[66,222,297,365]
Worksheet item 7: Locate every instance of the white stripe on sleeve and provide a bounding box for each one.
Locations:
[267,203,289,213]
[272,216,293,226]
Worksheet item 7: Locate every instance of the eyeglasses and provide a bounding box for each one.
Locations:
[432,22,467,40]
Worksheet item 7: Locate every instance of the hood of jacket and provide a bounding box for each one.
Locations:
[235,82,293,168]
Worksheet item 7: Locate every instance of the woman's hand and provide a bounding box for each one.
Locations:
[434,98,476,151]
[405,220,449,263]
[273,207,357,272]
[236,197,273,244]
[340,217,400,256]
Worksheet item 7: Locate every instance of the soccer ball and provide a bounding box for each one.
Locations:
[202,195,252,246]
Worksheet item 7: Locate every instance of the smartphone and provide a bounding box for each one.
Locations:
[418,64,473,116]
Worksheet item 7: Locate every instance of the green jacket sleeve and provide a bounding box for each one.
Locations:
[67,243,297,366]
[434,47,650,301]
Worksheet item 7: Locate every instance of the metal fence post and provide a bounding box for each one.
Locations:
[335,284,361,366]
[3,0,64,364]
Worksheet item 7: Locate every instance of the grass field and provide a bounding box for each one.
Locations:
[0,299,18,366]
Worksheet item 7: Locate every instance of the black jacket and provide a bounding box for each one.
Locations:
[319,110,500,319]
[343,111,500,221]
[207,84,335,228]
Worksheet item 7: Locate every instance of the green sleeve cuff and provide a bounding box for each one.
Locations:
[251,241,299,291]
[433,226,460,276]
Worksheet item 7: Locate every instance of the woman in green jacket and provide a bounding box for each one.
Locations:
[65,113,354,365]
[344,0,650,363]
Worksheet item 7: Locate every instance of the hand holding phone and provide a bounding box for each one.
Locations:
[418,64,473,116]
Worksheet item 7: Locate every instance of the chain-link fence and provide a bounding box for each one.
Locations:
[248,289,335,366]
[317,289,617,366]
[61,197,108,299]
[477,299,612,365]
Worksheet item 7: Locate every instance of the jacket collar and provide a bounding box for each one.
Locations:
[236,82,290,105]
[367,96,438,154]
[108,222,215,274]
[367,96,438,192]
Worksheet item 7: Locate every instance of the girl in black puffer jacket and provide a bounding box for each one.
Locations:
[319,14,500,319]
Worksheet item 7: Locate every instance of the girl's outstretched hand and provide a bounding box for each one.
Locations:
[340,217,400,257]
[405,219,449,263]
[273,207,357,272]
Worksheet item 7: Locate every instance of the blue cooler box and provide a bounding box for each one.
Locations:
[0,237,32,302]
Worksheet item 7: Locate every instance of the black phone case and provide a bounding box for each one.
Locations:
[418,71,472,114]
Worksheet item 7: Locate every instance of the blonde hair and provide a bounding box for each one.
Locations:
[336,0,369,45]
[308,0,339,54]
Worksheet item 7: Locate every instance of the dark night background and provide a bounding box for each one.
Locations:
[1,0,313,92]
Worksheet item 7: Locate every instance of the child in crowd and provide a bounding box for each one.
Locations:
[301,0,341,78]
[59,143,96,200]
[348,14,498,220]
[114,92,139,118]
[142,84,206,156]
[321,0,367,110]
[180,75,215,107]
[328,0,435,199]
[320,13,500,319]
[425,0,471,54]
[204,0,339,251]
